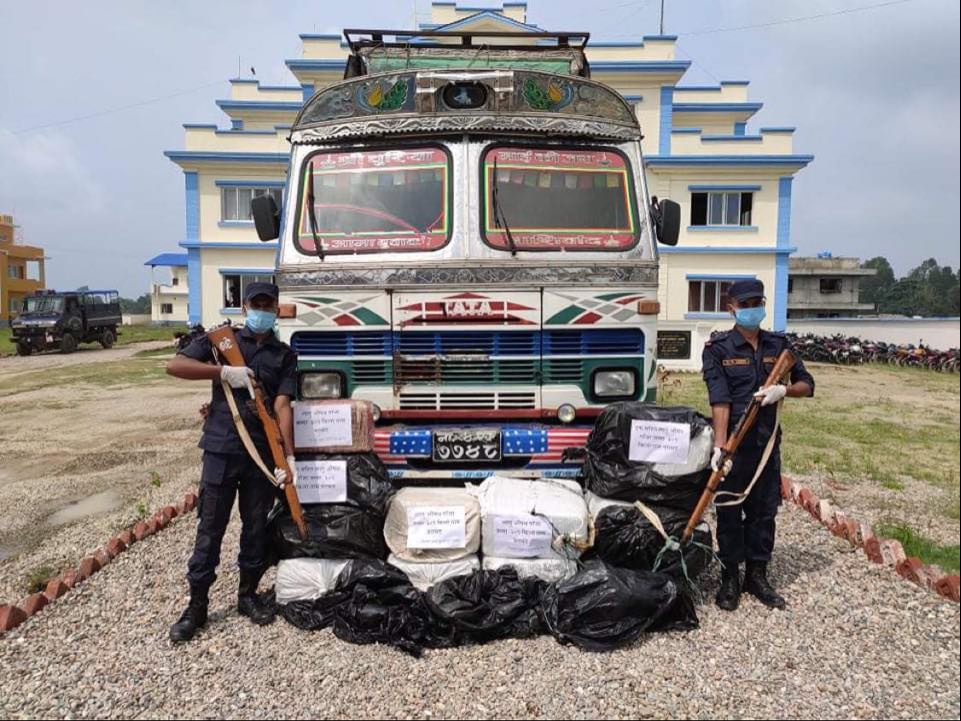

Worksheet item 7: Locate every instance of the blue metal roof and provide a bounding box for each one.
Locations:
[144,252,189,267]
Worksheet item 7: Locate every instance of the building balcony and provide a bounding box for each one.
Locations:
[671,127,795,155]
[152,282,188,296]
[4,277,43,293]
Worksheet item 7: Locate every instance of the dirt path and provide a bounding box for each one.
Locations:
[0,340,171,375]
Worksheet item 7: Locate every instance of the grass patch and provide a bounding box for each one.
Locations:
[656,364,960,520]
[876,522,961,572]
[0,357,171,397]
[25,564,59,594]
[1,324,181,356]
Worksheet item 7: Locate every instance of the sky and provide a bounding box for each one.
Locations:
[1,0,958,298]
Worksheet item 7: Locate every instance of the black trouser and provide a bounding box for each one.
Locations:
[715,443,782,568]
[187,451,276,589]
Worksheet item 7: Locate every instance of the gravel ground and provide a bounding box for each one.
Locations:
[1,502,957,720]
[792,471,959,548]
[0,343,205,598]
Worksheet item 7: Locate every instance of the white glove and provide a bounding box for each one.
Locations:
[754,383,788,407]
[274,455,297,489]
[220,365,255,398]
[711,447,733,475]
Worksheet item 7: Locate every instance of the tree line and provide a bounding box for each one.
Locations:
[859,257,960,317]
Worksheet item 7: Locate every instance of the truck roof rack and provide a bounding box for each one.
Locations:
[343,28,590,52]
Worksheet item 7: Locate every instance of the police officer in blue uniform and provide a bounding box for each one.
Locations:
[701,279,814,611]
[166,282,298,642]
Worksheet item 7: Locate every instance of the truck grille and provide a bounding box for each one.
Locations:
[399,391,538,410]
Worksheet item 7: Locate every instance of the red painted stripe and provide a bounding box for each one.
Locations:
[333,315,361,326]
[574,311,602,325]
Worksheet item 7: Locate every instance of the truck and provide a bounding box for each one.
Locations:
[10,289,121,355]
[251,28,682,482]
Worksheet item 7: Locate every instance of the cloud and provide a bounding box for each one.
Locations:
[0,129,108,221]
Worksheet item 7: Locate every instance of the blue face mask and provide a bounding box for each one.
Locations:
[734,306,766,330]
[245,308,277,333]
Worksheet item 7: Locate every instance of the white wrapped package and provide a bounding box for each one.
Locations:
[384,487,481,562]
[388,554,480,591]
[584,490,635,519]
[482,556,578,584]
[471,476,590,560]
[651,422,714,477]
[274,558,350,604]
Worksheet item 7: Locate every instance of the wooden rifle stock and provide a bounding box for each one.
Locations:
[207,326,308,539]
[680,349,796,543]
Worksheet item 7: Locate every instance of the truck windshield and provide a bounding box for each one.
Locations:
[481,146,639,252]
[24,297,63,313]
[294,147,451,255]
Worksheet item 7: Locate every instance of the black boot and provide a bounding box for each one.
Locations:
[237,569,275,626]
[715,564,741,611]
[169,585,209,643]
[744,561,786,609]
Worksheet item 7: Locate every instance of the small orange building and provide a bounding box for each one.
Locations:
[0,214,47,321]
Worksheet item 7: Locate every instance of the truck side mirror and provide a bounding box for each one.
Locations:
[652,197,681,246]
[251,195,281,241]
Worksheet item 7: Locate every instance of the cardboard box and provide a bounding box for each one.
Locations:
[293,399,375,454]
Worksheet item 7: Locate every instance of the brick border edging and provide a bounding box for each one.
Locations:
[0,491,199,633]
[780,475,960,603]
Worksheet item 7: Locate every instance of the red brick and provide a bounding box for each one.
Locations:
[803,491,821,518]
[44,578,70,601]
[798,487,813,510]
[133,521,150,541]
[830,511,848,537]
[857,524,874,547]
[78,555,102,580]
[105,537,127,559]
[919,565,945,592]
[935,575,960,603]
[61,570,79,589]
[844,518,862,546]
[0,605,28,632]
[877,539,905,567]
[117,530,135,547]
[146,517,163,534]
[780,475,792,500]
[789,482,803,504]
[94,548,111,568]
[817,499,835,526]
[896,557,924,584]
[183,491,198,511]
[19,593,49,617]
[863,536,883,564]
[163,504,179,520]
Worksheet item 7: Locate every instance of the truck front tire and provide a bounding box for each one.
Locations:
[16,342,33,357]
[100,329,116,349]
[61,332,78,354]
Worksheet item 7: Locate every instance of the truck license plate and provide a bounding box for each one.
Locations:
[432,429,501,463]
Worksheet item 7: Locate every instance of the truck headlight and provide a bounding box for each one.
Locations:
[299,372,343,399]
[593,369,636,399]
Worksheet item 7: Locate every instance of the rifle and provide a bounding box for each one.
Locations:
[207,325,308,539]
[680,349,796,543]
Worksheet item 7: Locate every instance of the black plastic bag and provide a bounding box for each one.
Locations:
[590,505,713,581]
[276,560,459,655]
[296,452,395,515]
[583,403,711,509]
[331,559,459,656]
[268,503,387,561]
[540,559,683,651]
[426,568,547,642]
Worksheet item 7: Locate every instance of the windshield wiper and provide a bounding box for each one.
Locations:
[306,162,325,262]
[491,158,518,257]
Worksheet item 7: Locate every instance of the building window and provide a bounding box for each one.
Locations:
[161,303,174,314]
[820,278,842,294]
[688,279,736,313]
[691,191,753,226]
[223,273,274,308]
[788,277,794,293]
[7,265,24,279]
[221,186,282,222]
[171,277,179,286]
